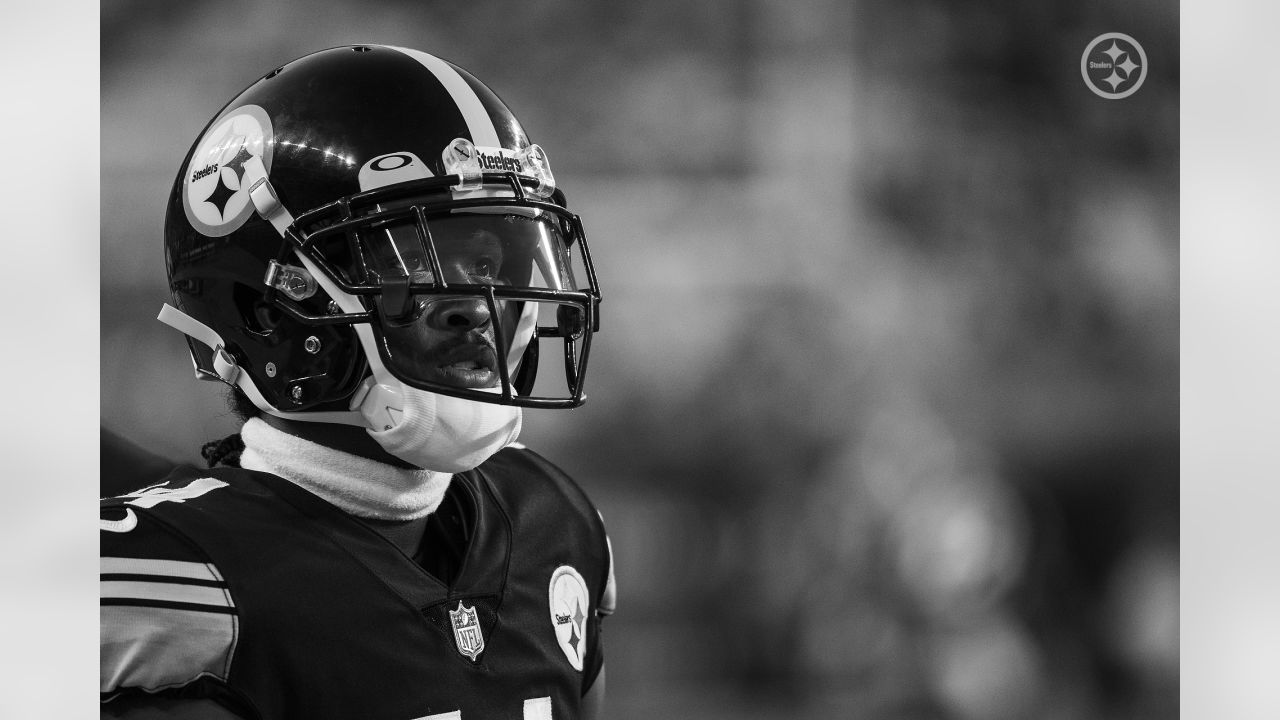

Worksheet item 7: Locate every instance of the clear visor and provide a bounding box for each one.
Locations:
[362,209,578,291]
[357,209,591,401]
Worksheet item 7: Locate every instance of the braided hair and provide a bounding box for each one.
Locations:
[200,387,261,468]
[200,433,245,468]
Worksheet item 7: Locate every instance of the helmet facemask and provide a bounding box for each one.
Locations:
[270,173,599,410]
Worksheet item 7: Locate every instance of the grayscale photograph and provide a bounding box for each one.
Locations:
[88,1,1196,718]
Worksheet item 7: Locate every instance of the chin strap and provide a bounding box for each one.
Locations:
[244,156,295,238]
[156,303,241,385]
[244,157,394,371]
[156,303,366,427]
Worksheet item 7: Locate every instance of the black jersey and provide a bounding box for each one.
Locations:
[101,446,615,720]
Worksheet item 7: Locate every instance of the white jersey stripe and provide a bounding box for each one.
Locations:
[388,46,501,148]
[101,580,234,608]
[101,557,222,582]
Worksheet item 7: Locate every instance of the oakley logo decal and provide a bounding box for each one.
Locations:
[358,151,432,191]
[370,153,414,171]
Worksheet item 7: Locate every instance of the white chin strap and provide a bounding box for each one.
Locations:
[160,165,524,469]
[358,379,522,473]
[157,303,365,427]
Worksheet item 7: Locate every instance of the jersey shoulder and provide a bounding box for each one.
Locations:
[483,443,597,509]
[100,468,246,700]
[482,444,617,616]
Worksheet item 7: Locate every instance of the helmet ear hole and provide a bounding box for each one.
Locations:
[254,303,283,333]
[234,284,282,336]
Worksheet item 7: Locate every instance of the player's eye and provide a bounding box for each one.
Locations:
[400,255,438,283]
[472,258,499,281]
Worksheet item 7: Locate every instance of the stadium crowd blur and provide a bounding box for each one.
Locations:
[102,2,1177,718]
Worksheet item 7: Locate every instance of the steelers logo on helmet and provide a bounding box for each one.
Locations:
[548,565,590,671]
[182,105,275,237]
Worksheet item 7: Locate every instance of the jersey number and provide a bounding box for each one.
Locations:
[419,697,551,720]
[122,478,229,508]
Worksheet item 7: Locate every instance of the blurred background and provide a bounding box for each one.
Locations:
[102,2,1178,718]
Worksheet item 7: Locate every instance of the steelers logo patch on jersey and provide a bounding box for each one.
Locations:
[548,565,590,671]
[182,104,274,237]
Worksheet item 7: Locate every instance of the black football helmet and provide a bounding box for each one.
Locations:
[161,45,600,422]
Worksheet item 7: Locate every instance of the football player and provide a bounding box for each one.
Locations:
[101,46,614,720]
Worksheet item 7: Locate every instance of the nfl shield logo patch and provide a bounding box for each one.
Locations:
[449,601,485,661]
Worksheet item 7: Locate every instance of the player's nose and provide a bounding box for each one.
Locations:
[426,297,491,331]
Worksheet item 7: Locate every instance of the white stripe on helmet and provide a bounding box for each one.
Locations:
[387,46,502,148]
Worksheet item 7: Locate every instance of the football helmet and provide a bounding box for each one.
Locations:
[161,45,600,427]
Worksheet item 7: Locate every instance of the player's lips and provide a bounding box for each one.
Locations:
[430,343,499,388]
